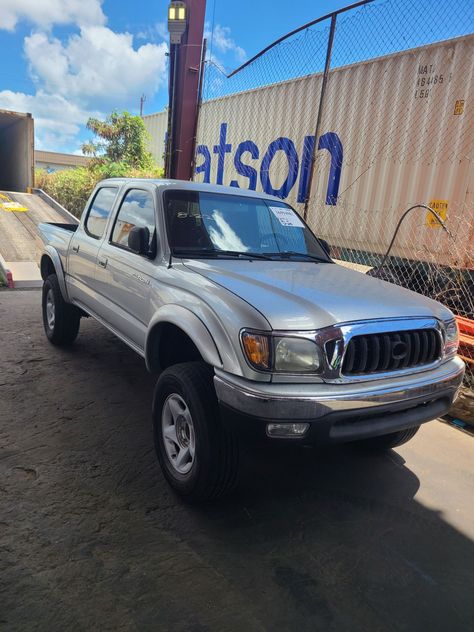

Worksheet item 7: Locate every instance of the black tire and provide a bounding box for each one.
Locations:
[42,273,81,345]
[353,426,420,452]
[153,362,238,501]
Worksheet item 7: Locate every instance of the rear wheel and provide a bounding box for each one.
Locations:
[42,274,81,345]
[353,426,420,452]
[153,362,239,501]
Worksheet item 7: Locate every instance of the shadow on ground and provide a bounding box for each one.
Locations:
[1,290,473,631]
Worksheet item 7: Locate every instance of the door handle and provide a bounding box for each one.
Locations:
[72,244,80,253]
[98,258,108,269]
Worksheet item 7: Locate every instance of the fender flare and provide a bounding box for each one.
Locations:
[145,305,223,373]
[40,247,69,301]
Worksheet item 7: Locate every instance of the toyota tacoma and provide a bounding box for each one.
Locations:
[38,179,464,500]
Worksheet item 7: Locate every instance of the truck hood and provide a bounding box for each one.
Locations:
[184,260,452,330]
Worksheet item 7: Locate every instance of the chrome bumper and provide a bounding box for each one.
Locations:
[214,357,465,422]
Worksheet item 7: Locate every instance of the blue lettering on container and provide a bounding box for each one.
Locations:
[213,123,232,185]
[297,135,316,203]
[260,137,299,198]
[195,145,211,183]
[230,140,259,190]
[318,132,343,205]
[195,122,343,206]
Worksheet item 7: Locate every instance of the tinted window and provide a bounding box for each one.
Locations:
[111,189,155,250]
[164,190,329,260]
[85,187,117,239]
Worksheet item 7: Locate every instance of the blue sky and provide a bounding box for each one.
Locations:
[0,1,471,154]
[0,0,350,154]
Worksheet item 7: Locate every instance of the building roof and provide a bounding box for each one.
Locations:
[35,150,90,167]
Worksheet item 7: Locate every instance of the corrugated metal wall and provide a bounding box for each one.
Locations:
[143,111,167,168]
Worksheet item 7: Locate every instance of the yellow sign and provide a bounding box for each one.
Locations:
[454,100,465,115]
[426,200,448,227]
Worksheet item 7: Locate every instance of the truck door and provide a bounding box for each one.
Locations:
[67,186,119,314]
[94,187,157,351]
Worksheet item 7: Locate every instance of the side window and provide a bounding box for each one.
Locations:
[85,187,118,239]
[111,189,156,250]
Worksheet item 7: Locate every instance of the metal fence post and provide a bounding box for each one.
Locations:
[303,13,337,221]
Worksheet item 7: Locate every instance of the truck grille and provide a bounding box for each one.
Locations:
[342,329,441,375]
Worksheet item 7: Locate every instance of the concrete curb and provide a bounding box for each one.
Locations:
[32,188,79,224]
[0,252,42,289]
[0,253,14,288]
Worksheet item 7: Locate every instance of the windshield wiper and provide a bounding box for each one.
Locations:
[266,251,330,263]
[219,250,274,260]
[174,248,273,260]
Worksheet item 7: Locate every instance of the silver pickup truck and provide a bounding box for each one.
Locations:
[39,178,464,500]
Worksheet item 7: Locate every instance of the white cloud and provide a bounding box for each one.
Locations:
[155,22,169,41]
[25,28,168,110]
[0,0,106,31]
[137,21,169,42]
[0,89,101,151]
[205,23,246,64]
[0,2,169,152]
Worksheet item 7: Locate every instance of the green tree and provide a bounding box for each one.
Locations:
[82,111,155,170]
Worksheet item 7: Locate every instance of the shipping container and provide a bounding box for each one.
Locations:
[169,35,472,270]
[0,110,35,192]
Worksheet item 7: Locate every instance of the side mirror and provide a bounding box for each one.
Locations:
[319,239,331,258]
[128,226,150,255]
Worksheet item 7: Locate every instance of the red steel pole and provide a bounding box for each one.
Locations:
[169,0,206,180]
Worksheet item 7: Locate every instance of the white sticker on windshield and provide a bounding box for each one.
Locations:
[270,206,304,228]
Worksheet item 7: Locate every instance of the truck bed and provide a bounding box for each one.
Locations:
[44,222,78,232]
[38,221,78,267]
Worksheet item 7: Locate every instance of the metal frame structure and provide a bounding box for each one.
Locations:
[166,0,207,181]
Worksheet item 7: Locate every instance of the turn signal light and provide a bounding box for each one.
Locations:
[241,332,270,370]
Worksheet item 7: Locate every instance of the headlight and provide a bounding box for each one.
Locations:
[241,331,322,373]
[443,319,459,358]
[274,337,321,372]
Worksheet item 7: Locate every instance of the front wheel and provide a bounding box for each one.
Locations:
[42,274,81,345]
[353,426,420,452]
[153,362,239,501]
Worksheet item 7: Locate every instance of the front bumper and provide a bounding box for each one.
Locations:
[214,357,465,443]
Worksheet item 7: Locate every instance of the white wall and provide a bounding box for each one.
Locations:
[142,111,168,168]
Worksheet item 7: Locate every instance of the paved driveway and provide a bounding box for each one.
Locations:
[1,290,473,631]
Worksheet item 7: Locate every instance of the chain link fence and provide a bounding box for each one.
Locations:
[195,0,474,390]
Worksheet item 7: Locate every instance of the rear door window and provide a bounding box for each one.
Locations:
[111,189,156,250]
[85,187,118,239]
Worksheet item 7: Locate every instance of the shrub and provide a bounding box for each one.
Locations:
[36,164,164,219]
[36,167,99,218]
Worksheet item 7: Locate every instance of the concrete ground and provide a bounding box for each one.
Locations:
[1,289,473,632]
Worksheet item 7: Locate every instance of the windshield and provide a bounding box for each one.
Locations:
[164,190,330,261]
